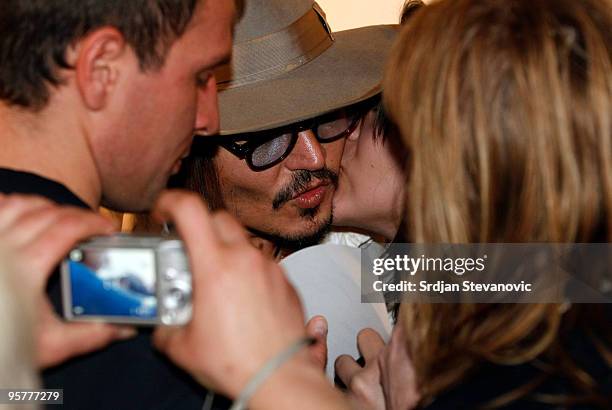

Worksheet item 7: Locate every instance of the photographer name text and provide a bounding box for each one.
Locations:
[373,280,533,294]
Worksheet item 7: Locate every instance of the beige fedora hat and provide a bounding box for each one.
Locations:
[215,0,397,135]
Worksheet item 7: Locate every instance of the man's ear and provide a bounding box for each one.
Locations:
[347,117,364,141]
[68,27,127,111]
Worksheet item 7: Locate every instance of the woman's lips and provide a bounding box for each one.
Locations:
[293,184,329,209]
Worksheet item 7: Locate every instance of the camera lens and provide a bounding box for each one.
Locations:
[163,283,190,310]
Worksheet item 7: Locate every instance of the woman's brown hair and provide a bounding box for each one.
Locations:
[172,140,225,212]
[384,0,611,406]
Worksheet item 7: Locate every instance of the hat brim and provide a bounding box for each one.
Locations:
[217,24,398,135]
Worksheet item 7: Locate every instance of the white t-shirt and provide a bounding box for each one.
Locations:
[323,231,372,248]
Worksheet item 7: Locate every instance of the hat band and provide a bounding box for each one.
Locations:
[216,6,334,90]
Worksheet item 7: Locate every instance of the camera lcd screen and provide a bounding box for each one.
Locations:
[68,248,157,319]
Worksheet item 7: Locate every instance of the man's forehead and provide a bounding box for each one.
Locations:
[174,0,236,60]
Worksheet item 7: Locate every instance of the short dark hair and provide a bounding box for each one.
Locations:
[372,98,390,142]
[0,0,199,109]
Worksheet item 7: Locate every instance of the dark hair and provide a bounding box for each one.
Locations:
[0,0,199,109]
[400,0,425,24]
[372,99,394,142]
[170,140,225,211]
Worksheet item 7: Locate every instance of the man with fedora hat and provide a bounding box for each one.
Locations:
[180,0,397,251]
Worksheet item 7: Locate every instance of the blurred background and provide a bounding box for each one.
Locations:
[317,0,409,30]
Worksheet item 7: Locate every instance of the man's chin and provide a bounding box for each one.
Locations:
[249,214,333,252]
[100,185,161,213]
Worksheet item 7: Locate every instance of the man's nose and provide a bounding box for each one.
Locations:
[194,75,220,136]
[284,130,325,171]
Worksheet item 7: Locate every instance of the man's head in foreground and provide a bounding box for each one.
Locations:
[174,0,396,249]
[0,0,237,211]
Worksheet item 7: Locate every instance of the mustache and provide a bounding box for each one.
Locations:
[272,169,338,210]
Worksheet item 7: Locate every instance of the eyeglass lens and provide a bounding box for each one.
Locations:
[251,133,293,168]
[250,112,356,168]
[316,114,353,140]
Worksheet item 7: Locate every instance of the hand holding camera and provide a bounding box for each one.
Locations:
[150,191,316,400]
[62,235,192,326]
[0,194,136,368]
[2,191,335,406]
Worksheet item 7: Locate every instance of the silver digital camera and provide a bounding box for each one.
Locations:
[61,234,192,325]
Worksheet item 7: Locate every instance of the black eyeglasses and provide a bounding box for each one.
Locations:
[219,109,361,171]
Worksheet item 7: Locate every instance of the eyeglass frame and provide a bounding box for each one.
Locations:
[218,109,363,171]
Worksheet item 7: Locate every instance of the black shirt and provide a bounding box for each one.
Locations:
[0,168,230,410]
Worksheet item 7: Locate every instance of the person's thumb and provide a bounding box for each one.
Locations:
[305,315,328,371]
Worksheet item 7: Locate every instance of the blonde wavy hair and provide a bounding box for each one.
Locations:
[385,0,611,406]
